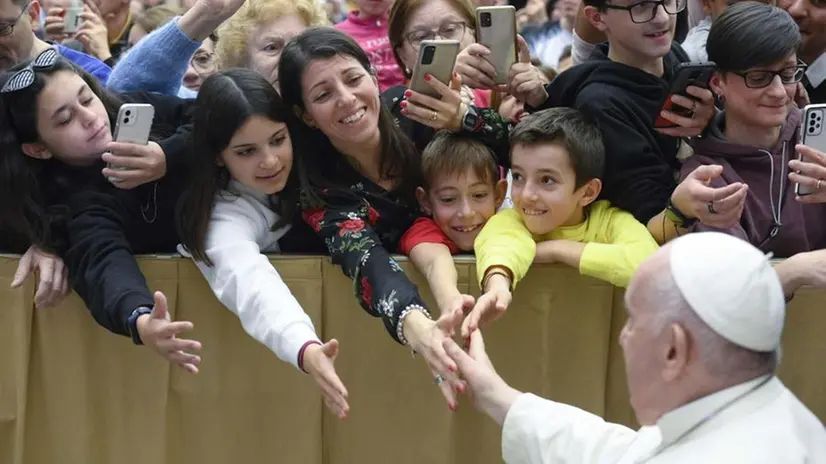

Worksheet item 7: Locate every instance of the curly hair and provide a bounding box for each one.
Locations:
[214,0,328,70]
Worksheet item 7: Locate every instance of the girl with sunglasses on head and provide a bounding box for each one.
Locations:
[279,27,470,410]
[175,69,348,418]
[679,2,826,298]
[0,48,201,373]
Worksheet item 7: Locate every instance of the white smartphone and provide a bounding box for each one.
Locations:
[63,0,84,34]
[107,103,154,177]
[410,40,461,99]
[798,104,826,196]
[475,5,517,85]
[113,103,154,145]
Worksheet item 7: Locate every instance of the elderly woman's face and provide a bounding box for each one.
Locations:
[246,14,308,89]
[396,0,474,74]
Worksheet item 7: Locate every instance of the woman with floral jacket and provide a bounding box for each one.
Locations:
[279,27,510,409]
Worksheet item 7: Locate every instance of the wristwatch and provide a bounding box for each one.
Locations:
[665,198,697,229]
[461,105,481,132]
[127,306,153,345]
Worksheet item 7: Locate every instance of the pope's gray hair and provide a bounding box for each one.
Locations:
[647,267,779,379]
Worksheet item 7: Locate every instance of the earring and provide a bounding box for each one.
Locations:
[405,67,411,75]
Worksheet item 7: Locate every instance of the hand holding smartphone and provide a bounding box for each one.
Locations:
[63,0,84,34]
[475,6,517,86]
[410,40,461,99]
[654,62,716,129]
[797,104,826,197]
[107,103,155,181]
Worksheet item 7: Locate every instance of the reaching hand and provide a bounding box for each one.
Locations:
[655,85,716,138]
[101,141,167,189]
[672,164,748,229]
[789,144,826,204]
[461,274,512,338]
[442,331,521,425]
[405,308,467,409]
[136,292,202,374]
[302,339,350,420]
[507,35,548,109]
[11,246,71,309]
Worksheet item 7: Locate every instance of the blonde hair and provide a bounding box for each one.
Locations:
[215,0,328,69]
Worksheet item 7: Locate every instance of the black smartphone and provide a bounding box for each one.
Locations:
[654,62,716,129]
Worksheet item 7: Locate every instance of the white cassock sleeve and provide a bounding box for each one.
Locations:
[502,393,638,464]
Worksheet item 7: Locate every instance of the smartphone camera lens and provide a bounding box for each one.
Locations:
[422,45,435,65]
[125,110,132,116]
[481,12,492,27]
[124,117,130,124]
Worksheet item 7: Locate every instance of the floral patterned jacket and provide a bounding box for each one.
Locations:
[302,173,425,344]
[382,85,513,168]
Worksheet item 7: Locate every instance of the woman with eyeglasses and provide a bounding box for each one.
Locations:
[384,0,511,157]
[0,49,202,372]
[680,2,826,297]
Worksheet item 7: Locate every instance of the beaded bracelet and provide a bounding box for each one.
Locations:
[396,304,432,346]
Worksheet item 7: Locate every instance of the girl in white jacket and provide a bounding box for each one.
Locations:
[176,68,349,419]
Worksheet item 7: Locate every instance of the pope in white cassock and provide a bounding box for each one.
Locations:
[444,232,826,463]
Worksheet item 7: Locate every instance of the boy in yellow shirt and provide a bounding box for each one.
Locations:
[464,107,659,336]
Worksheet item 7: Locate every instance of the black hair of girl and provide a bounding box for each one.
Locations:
[176,68,296,266]
[0,57,122,253]
[707,2,801,72]
[277,27,423,207]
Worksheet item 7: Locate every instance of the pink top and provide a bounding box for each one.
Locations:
[336,11,405,92]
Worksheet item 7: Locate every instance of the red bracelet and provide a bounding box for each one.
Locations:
[297,340,323,373]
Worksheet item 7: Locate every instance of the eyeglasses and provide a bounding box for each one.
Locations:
[602,0,686,24]
[190,51,216,75]
[404,21,468,50]
[730,63,808,89]
[0,47,59,93]
[0,1,31,37]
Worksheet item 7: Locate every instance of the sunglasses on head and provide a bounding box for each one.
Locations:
[0,47,60,94]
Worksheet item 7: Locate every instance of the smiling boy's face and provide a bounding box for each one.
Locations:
[510,142,598,235]
[419,168,506,251]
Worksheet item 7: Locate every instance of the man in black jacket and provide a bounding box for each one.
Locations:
[507,0,742,244]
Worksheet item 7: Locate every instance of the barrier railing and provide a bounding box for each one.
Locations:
[1,255,824,464]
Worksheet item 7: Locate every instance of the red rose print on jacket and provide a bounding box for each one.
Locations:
[338,219,365,236]
[360,276,373,307]
[304,208,325,233]
[367,206,380,226]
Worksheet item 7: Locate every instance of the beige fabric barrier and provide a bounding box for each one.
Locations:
[0,255,824,464]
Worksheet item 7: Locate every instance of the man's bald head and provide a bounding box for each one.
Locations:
[626,243,777,384]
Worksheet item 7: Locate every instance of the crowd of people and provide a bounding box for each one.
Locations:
[1,0,826,458]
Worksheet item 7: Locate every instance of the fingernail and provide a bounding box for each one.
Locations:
[400,101,407,108]
[457,384,465,393]
[449,403,457,411]
[424,74,431,81]
[404,90,412,97]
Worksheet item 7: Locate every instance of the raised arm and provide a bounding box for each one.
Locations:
[108,0,244,94]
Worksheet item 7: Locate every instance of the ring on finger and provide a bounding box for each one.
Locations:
[434,374,445,385]
[817,179,823,191]
[430,111,438,122]
[707,201,717,214]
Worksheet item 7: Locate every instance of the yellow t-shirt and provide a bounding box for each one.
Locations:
[474,200,659,288]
